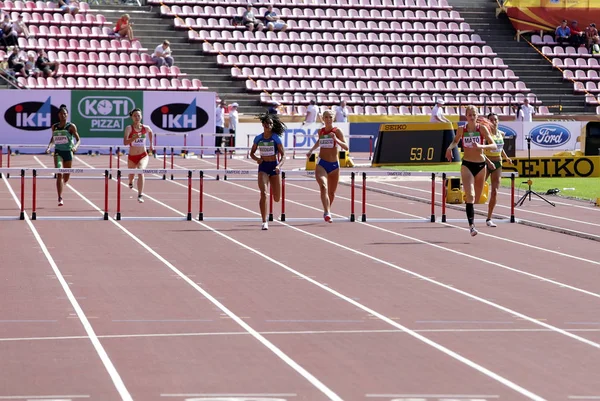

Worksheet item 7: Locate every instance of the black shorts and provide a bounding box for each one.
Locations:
[462,160,486,177]
[55,149,73,162]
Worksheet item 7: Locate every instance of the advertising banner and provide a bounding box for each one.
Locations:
[237,122,351,151]
[496,121,584,151]
[503,156,600,177]
[0,90,71,145]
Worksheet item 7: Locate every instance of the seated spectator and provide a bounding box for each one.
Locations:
[555,20,570,45]
[7,46,25,77]
[585,22,598,49]
[152,40,174,67]
[58,0,79,15]
[24,52,40,77]
[35,49,60,78]
[1,15,18,47]
[13,15,31,38]
[569,20,584,46]
[263,5,288,32]
[592,36,600,54]
[114,14,134,40]
[267,101,280,115]
[241,4,263,32]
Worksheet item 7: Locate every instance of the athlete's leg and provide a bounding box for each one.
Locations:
[258,172,269,223]
[269,172,281,203]
[54,153,64,203]
[487,167,502,224]
[136,155,149,201]
[326,167,340,206]
[461,164,476,234]
[128,158,136,188]
[315,164,330,214]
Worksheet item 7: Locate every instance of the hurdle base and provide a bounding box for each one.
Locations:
[32,212,37,220]
[361,214,366,222]
[510,215,515,223]
[430,214,435,223]
[198,212,204,221]
[350,213,355,222]
[103,212,108,220]
[268,213,273,222]
[186,212,192,221]
[280,213,286,222]
[19,211,24,220]
[442,214,447,223]
[116,212,121,221]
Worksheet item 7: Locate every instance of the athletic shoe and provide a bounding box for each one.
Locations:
[58,197,63,207]
[323,213,332,223]
[128,182,133,189]
[261,222,268,230]
[138,195,144,203]
[470,226,478,237]
[486,219,497,227]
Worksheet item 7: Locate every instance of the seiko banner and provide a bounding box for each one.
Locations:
[497,122,584,151]
[0,90,216,151]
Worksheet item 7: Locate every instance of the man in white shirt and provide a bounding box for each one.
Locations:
[303,100,323,125]
[152,40,174,68]
[334,100,350,123]
[430,99,451,124]
[228,102,239,148]
[517,99,535,122]
[215,99,226,153]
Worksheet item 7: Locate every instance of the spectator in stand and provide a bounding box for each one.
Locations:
[1,15,18,47]
[152,40,174,67]
[430,99,452,124]
[13,15,31,38]
[263,5,288,32]
[555,20,570,45]
[334,100,350,123]
[242,4,263,32]
[569,20,585,46]
[592,36,600,54]
[215,99,226,153]
[303,100,323,125]
[36,49,60,78]
[58,0,79,15]
[516,98,535,122]
[24,52,40,77]
[228,102,239,148]
[8,46,26,77]
[586,22,598,50]
[267,101,280,115]
[115,14,134,41]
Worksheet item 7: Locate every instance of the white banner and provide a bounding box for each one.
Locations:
[237,122,351,150]
[497,121,585,151]
[0,90,71,145]
[143,91,216,149]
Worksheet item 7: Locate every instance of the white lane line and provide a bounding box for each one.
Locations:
[569,397,600,400]
[2,171,132,401]
[41,158,344,401]
[129,174,545,400]
[0,396,89,400]
[366,394,499,399]
[2,327,600,343]
[160,394,296,397]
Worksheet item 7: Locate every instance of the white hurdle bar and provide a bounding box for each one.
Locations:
[30,168,110,221]
[115,168,193,221]
[0,168,26,220]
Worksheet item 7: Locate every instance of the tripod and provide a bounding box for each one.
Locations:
[515,136,556,207]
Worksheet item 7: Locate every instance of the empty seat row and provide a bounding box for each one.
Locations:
[161,4,462,22]
[563,69,600,81]
[44,50,154,65]
[542,45,595,58]
[232,66,517,82]
[16,37,147,53]
[217,53,507,69]
[1,0,90,12]
[55,63,184,78]
[17,76,206,91]
[152,0,451,11]
[27,25,116,39]
[175,16,472,34]
[552,57,600,69]
[5,11,109,26]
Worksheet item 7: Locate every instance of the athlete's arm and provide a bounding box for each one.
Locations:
[445,126,463,161]
[250,136,261,164]
[477,126,498,150]
[46,127,54,153]
[333,128,349,151]
[306,137,320,157]
[123,126,134,146]
[69,124,81,152]
[146,126,154,154]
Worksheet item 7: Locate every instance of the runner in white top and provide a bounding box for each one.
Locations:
[123,108,154,203]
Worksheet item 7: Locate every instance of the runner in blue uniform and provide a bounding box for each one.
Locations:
[249,113,286,230]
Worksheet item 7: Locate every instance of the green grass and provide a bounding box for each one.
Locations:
[385,164,599,202]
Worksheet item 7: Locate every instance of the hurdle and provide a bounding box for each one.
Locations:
[29,168,108,221]
[291,134,374,160]
[115,168,193,221]
[439,171,517,224]
[0,168,26,220]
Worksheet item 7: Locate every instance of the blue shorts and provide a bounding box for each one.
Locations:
[258,160,279,176]
[318,159,339,174]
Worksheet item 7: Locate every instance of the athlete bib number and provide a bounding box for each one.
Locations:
[132,136,146,146]
[54,135,68,145]
[259,145,275,157]
[462,135,481,148]
[320,137,335,148]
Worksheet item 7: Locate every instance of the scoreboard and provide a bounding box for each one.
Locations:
[372,123,459,166]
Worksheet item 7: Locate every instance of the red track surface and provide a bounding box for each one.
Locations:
[1,152,599,401]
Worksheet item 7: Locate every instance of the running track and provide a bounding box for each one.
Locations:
[0,152,599,401]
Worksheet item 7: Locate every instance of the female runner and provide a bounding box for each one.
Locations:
[123,108,154,203]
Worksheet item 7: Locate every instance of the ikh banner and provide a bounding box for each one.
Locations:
[502,156,600,177]
[0,90,216,150]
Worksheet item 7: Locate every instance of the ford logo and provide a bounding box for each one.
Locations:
[528,124,571,147]
[498,125,517,138]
